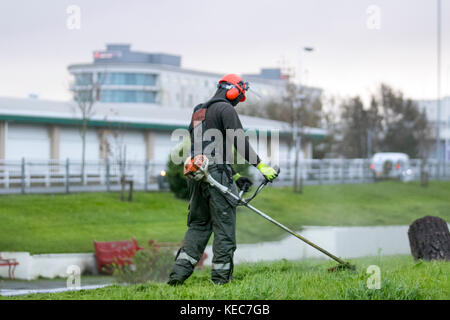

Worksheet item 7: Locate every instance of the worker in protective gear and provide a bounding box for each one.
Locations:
[168,74,278,286]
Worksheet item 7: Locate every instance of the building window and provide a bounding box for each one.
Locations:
[97,72,157,86]
[100,90,156,103]
[75,73,93,85]
[74,89,94,102]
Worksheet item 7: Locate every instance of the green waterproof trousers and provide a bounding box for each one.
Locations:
[168,164,239,285]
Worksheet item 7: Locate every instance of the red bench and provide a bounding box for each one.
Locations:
[93,238,209,275]
[0,254,19,279]
[197,252,208,268]
[94,237,143,274]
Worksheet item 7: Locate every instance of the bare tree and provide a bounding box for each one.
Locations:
[69,71,105,184]
[334,96,382,158]
[110,126,132,202]
[283,83,323,192]
[245,82,322,192]
[330,84,432,161]
[100,109,132,201]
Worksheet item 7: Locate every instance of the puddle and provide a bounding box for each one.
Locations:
[203,225,449,265]
[0,275,113,297]
[0,284,111,297]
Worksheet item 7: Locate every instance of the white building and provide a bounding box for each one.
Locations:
[68,44,288,108]
[417,96,450,161]
[0,97,326,165]
[0,44,328,192]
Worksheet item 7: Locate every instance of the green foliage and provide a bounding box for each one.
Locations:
[334,84,431,158]
[165,141,251,199]
[167,140,190,200]
[335,96,382,158]
[113,243,175,284]
[378,84,431,158]
[167,156,189,200]
[238,83,323,129]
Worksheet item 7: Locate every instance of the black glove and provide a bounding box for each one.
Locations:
[234,176,253,192]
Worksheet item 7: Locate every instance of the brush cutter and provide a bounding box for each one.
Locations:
[184,155,356,271]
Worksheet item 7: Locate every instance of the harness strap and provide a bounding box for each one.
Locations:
[189,98,228,130]
[189,98,229,159]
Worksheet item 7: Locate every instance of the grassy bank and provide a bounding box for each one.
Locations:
[3,255,449,300]
[1,181,449,253]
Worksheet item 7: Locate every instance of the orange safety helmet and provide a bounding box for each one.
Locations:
[218,74,249,102]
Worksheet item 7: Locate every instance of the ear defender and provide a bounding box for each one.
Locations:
[218,74,249,102]
[226,86,240,100]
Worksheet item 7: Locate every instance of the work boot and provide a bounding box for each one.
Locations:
[212,279,230,285]
[167,278,184,286]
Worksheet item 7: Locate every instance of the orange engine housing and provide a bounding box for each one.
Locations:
[184,155,208,179]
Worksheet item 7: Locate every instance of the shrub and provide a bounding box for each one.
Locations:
[166,139,190,199]
[113,243,175,284]
[166,139,251,200]
[167,157,189,200]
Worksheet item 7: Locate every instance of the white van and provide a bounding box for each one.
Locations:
[370,152,413,182]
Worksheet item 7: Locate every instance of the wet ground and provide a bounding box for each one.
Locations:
[0,275,114,296]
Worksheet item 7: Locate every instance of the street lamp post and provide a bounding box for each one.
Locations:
[436,0,442,177]
[293,46,314,193]
[293,93,305,193]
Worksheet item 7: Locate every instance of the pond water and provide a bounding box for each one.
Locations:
[203,225,446,265]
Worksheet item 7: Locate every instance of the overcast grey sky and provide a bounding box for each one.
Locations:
[0,0,448,103]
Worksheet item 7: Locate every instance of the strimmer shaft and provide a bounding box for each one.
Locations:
[241,200,348,266]
[206,174,349,266]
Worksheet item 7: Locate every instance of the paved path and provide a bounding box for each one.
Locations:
[0,276,113,297]
[0,284,111,297]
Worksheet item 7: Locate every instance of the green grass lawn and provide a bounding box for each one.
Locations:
[3,255,449,300]
[1,181,449,253]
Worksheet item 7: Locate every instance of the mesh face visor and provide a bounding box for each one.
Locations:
[239,81,250,93]
[237,81,249,102]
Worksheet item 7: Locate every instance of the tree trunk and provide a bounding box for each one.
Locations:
[120,174,125,202]
[408,216,450,261]
[81,120,87,185]
[128,180,133,202]
[420,161,429,188]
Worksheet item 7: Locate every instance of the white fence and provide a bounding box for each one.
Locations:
[0,158,449,194]
[275,159,449,186]
[0,159,167,194]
